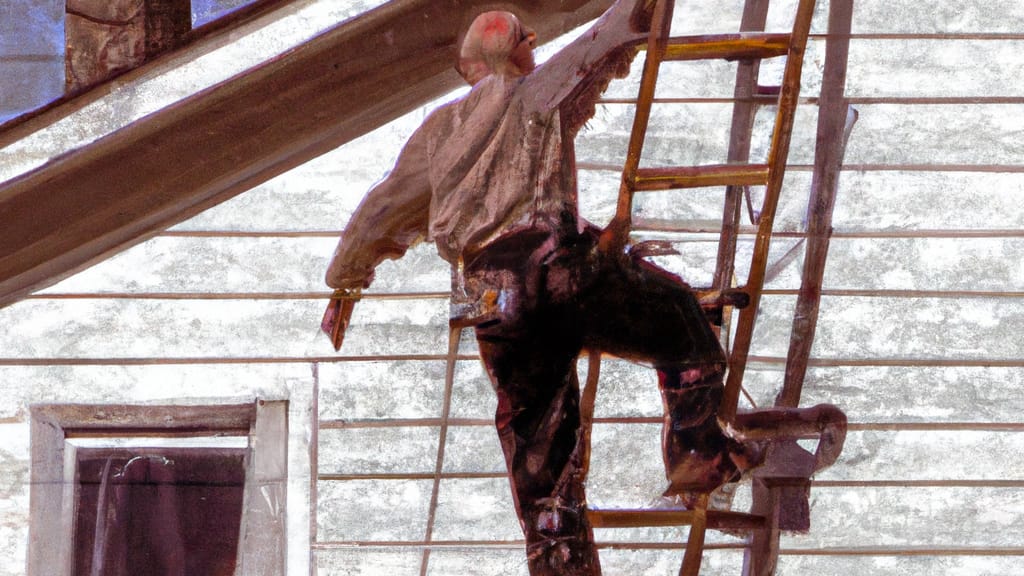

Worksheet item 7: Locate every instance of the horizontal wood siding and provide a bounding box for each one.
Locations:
[0,0,1021,575]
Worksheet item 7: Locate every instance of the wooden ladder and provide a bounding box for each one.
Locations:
[587,0,821,574]
[601,0,818,424]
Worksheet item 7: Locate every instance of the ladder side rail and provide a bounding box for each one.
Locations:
[721,0,818,424]
[678,498,709,576]
[742,2,853,576]
[603,0,675,253]
[578,351,603,480]
[713,0,773,303]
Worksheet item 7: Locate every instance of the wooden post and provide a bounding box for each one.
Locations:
[744,478,781,576]
[65,0,191,93]
[779,0,857,407]
[236,400,289,576]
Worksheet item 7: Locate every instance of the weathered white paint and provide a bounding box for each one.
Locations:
[0,0,1022,574]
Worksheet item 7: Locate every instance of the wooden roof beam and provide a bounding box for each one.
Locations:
[0,0,613,309]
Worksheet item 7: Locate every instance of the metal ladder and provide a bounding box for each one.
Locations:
[584,0,842,574]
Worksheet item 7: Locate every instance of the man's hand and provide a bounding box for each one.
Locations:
[321,288,362,351]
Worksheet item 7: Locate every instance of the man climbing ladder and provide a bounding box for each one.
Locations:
[322,1,762,573]
[321,0,852,572]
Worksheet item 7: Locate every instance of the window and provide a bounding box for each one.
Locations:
[28,401,288,576]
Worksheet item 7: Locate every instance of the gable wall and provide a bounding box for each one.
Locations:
[0,0,1022,574]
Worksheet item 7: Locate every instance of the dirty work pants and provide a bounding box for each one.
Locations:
[469,225,738,576]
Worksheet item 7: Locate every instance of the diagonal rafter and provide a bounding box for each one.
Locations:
[0,0,613,310]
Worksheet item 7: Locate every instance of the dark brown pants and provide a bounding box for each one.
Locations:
[470,225,741,575]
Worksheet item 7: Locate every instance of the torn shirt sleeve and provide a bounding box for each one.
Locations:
[522,0,647,128]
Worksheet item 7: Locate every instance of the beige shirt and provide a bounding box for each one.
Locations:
[326,0,646,289]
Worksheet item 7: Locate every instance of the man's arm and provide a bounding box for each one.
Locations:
[523,0,654,120]
[325,127,432,290]
[322,123,432,351]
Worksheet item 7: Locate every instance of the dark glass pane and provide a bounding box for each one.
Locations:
[192,0,259,27]
[0,0,63,123]
[74,448,246,576]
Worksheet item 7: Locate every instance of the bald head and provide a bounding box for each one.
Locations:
[458,11,537,85]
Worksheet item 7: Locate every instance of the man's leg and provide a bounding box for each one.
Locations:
[467,232,602,576]
[574,245,753,501]
[657,365,752,502]
[476,318,600,576]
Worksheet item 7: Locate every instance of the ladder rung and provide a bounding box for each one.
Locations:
[632,164,770,191]
[588,508,767,531]
[657,33,792,62]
